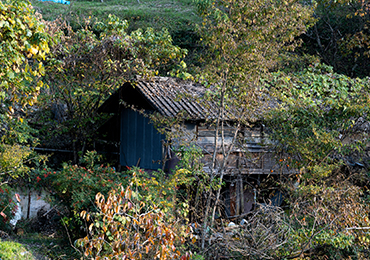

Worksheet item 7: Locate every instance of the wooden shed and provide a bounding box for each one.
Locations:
[98,76,291,217]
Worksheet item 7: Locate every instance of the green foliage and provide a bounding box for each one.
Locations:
[0,117,44,180]
[0,145,32,178]
[0,0,50,109]
[37,14,187,162]
[0,240,34,260]
[128,167,190,217]
[265,63,370,257]
[266,63,370,179]
[174,145,219,222]
[0,0,49,194]
[29,151,127,238]
[282,228,357,258]
[33,151,127,214]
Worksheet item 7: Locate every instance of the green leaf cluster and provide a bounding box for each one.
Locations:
[266,63,370,180]
[265,64,370,257]
[0,0,50,108]
[0,0,49,187]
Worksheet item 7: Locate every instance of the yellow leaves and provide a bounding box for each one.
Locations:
[1,0,50,107]
[27,46,38,57]
[80,210,87,218]
[176,169,190,175]
[151,178,159,186]
[27,98,34,106]
[89,223,94,232]
[359,235,370,244]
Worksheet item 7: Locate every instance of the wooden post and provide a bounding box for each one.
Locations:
[230,182,236,216]
[240,177,244,214]
[236,179,240,216]
[27,190,31,219]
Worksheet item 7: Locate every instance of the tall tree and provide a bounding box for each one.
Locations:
[302,0,370,77]
[194,0,315,250]
[0,0,50,181]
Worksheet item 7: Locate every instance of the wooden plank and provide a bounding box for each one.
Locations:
[239,178,244,215]
[197,129,237,137]
[230,182,236,216]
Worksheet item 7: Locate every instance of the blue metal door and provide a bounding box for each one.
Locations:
[120,109,164,170]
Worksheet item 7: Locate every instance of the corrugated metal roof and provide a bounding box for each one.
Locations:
[99,76,271,121]
[134,76,219,120]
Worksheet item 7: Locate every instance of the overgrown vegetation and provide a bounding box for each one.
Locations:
[30,0,201,63]
[1,0,370,259]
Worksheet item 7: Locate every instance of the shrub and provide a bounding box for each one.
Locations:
[32,151,128,214]
[30,151,129,237]
[126,167,191,219]
[76,183,192,259]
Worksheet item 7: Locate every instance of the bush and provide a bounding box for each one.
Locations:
[30,151,129,236]
[76,182,192,259]
[126,167,191,219]
[32,151,128,214]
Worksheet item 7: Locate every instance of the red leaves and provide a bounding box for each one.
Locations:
[180,253,190,260]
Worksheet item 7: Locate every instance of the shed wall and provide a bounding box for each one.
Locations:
[120,109,165,170]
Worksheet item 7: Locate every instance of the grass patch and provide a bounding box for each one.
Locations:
[14,233,80,260]
[0,240,34,260]
[30,0,200,34]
